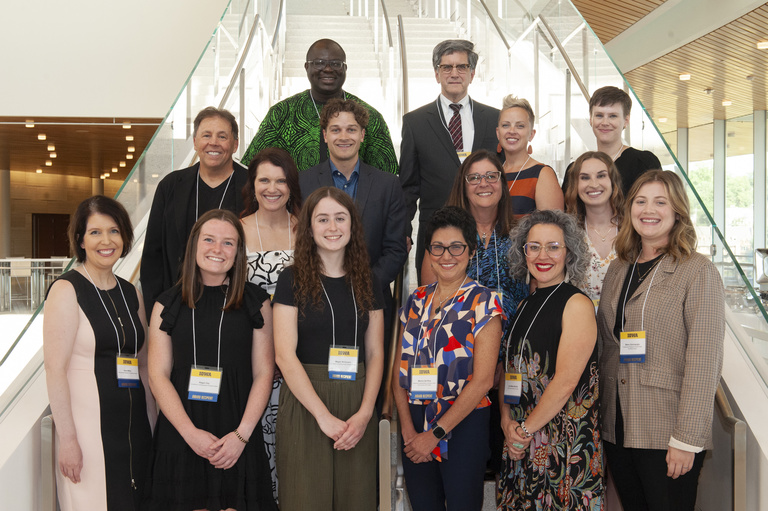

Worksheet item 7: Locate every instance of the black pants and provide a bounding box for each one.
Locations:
[605,397,705,511]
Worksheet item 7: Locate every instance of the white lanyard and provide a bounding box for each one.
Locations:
[321,279,358,349]
[506,155,531,195]
[473,229,501,306]
[310,90,347,119]
[254,210,291,251]
[191,290,227,368]
[504,281,564,372]
[195,168,234,221]
[81,266,137,357]
[417,276,468,365]
[621,255,665,332]
[436,96,474,135]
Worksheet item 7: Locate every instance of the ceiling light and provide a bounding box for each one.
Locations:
[119,161,126,167]
[50,152,57,158]
[757,41,768,50]
[658,117,668,123]
[127,146,135,152]
[47,144,55,151]
[26,120,34,128]
[123,122,131,129]
[36,169,42,174]
[45,160,52,166]
[125,135,134,141]
[678,74,691,81]
[133,179,138,183]
[112,167,118,173]
[38,134,46,140]
[151,173,159,178]
[722,100,732,106]
[101,174,107,180]
[126,154,133,159]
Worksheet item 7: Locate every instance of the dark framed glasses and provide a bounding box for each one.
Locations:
[427,243,468,256]
[306,59,346,70]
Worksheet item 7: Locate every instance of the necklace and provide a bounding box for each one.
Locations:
[310,90,346,119]
[433,276,468,314]
[585,218,615,243]
[611,144,625,161]
[505,154,531,194]
[637,257,662,282]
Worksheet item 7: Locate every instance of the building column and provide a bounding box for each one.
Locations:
[0,169,10,258]
[755,110,767,251]
[92,177,104,196]
[713,119,726,264]
[676,127,689,176]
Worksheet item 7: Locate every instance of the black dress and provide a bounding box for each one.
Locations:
[48,270,152,511]
[147,282,277,511]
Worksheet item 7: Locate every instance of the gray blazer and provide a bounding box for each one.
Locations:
[597,252,724,450]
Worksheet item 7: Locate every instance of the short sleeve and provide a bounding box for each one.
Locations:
[243,282,268,329]
[272,265,296,307]
[157,284,184,334]
[371,274,385,311]
[471,287,505,337]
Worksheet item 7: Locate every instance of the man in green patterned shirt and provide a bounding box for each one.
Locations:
[241,38,398,174]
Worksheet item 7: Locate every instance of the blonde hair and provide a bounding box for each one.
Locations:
[500,95,535,125]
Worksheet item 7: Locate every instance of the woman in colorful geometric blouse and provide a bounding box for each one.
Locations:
[498,209,603,510]
[563,151,624,308]
[393,206,504,510]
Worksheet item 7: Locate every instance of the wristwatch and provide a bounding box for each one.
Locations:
[432,423,446,440]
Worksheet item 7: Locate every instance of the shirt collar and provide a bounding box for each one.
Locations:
[329,158,360,180]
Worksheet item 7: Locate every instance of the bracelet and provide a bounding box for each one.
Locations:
[233,429,249,444]
[519,421,534,438]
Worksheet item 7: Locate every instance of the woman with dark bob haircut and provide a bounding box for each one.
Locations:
[499,209,603,509]
[147,209,277,510]
[395,206,504,510]
[44,195,154,511]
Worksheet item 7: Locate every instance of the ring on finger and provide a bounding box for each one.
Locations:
[512,442,524,449]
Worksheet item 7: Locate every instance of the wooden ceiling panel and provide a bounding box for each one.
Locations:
[572,0,667,43]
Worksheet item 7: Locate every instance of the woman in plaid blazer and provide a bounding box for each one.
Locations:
[597,169,724,511]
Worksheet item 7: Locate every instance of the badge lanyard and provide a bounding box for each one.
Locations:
[436,96,474,135]
[195,168,234,221]
[473,229,502,308]
[81,266,139,388]
[502,281,564,404]
[322,279,359,380]
[254,209,291,252]
[187,290,227,402]
[619,255,664,363]
[417,276,469,365]
[310,90,347,119]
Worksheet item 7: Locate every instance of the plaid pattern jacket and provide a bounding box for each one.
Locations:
[597,252,724,450]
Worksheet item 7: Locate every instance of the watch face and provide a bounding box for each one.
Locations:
[433,425,446,439]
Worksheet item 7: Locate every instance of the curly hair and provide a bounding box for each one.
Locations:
[180,209,247,310]
[563,151,624,227]
[241,147,302,217]
[615,169,697,262]
[320,98,369,131]
[292,187,374,314]
[507,209,589,286]
[445,149,515,236]
[423,206,479,256]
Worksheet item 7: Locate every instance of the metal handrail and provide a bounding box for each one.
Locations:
[478,0,510,50]
[715,382,747,511]
[379,0,394,48]
[397,14,409,114]
[270,0,285,50]
[537,15,590,103]
[41,415,56,511]
[219,13,267,109]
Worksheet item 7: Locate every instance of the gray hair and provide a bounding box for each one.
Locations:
[432,40,479,70]
[507,210,589,286]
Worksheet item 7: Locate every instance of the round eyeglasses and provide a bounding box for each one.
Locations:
[523,242,565,258]
[306,59,346,71]
[465,171,502,185]
[427,243,468,257]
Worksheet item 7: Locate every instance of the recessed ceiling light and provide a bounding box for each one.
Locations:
[101,174,107,180]
[112,167,118,173]
[119,161,126,167]
[722,100,732,106]
[151,173,159,178]
[38,134,46,140]
[126,154,133,159]
[757,41,768,50]
[658,117,668,123]
[127,146,135,152]
[123,122,131,129]
[133,179,138,183]
[126,135,134,141]
[26,120,35,128]
[36,169,42,174]
[50,152,57,158]
[45,160,52,166]
[679,74,691,81]
[47,144,55,151]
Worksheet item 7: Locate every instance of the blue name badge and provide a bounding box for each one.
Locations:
[188,366,223,402]
[620,331,646,363]
[328,347,359,381]
[409,366,438,401]
[116,355,140,388]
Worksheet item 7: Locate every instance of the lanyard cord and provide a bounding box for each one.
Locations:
[436,96,474,136]
[473,229,502,307]
[81,266,138,357]
[254,209,292,252]
[418,275,468,365]
[192,289,227,369]
[310,90,347,119]
[195,168,234,221]
[506,155,532,195]
[621,255,665,332]
[321,279,358,349]
[504,281,564,372]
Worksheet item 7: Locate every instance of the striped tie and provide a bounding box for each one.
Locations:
[449,103,463,151]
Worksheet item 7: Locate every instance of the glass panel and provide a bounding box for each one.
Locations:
[689,123,715,257]
[726,115,754,279]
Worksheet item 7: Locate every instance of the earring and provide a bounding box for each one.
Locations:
[564,269,570,284]
[525,271,530,285]
[497,142,502,154]
[527,143,533,155]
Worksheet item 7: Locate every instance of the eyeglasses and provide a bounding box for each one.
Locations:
[465,171,502,185]
[523,242,565,258]
[427,243,468,256]
[437,64,471,74]
[306,59,346,70]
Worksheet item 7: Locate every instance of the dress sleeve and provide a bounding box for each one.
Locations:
[471,287,505,337]
[243,282,268,329]
[157,284,183,334]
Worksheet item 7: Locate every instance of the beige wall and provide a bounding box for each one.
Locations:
[10,171,120,257]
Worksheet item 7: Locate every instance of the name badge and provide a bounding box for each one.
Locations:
[457,151,471,163]
[504,372,522,404]
[328,346,359,380]
[410,366,438,401]
[620,331,646,363]
[116,355,140,388]
[188,366,223,402]
[592,299,600,315]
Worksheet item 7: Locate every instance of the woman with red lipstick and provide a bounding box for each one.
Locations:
[563,151,624,306]
[272,187,383,511]
[597,170,724,511]
[498,209,603,509]
[147,209,277,511]
[394,206,503,510]
[44,196,154,511]
[497,95,563,218]
[240,147,302,501]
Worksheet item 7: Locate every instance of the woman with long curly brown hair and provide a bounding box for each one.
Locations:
[272,187,383,510]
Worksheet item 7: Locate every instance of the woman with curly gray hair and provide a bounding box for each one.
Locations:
[498,209,604,509]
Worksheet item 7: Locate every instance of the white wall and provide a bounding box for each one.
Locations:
[0,0,229,117]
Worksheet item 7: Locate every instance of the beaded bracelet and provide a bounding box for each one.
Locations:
[233,429,249,444]
[519,421,534,438]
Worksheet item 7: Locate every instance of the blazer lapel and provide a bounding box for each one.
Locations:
[427,99,461,165]
[316,160,335,188]
[174,163,198,241]
[355,163,374,215]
